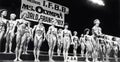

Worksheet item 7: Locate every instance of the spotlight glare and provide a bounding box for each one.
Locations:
[89,0,105,6]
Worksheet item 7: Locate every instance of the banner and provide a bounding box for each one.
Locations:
[20,0,69,27]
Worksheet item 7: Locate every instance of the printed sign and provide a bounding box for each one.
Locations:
[20,0,69,27]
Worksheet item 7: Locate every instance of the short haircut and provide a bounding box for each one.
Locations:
[10,13,16,17]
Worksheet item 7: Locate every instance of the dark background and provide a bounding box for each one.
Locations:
[0,0,119,54]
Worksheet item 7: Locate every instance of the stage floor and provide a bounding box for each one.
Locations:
[0,60,119,62]
[0,51,119,62]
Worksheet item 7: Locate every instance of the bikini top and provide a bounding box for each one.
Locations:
[63,29,71,37]
[73,36,78,42]
[49,26,57,35]
[92,26,102,36]
[35,25,45,35]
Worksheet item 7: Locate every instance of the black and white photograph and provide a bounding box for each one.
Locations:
[0,0,120,62]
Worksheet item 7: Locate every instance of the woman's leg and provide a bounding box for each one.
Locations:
[63,38,67,60]
[33,36,38,61]
[4,33,10,53]
[74,42,78,56]
[66,40,70,60]
[0,31,4,51]
[9,33,14,53]
[85,48,89,62]
[59,42,62,56]
[24,37,30,54]
[36,38,42,61]
[18,34,26,61]
[81,43,85,57]
[14,34,21,61]
[48,36,52,60]
[57,40,61,56]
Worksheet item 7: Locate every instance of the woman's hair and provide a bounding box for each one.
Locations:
[94,19,100,24]
[74,31,77,34]
[84,28,90,34]
[10,13,16,18]
[20,11,28,19]
[58,28,62,33]
[0,9,7,17]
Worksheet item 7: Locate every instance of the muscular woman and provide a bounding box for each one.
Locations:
[79,34,85,57]
[14,12,29,61]
[92,19,102,47]
[4,13,17,53]
[0,9,8,51]
[47,20,57,62]
[98,37,106,62]
[72,31,78,56]
[32,19,46,62]
[92,19,103,62]
[57,28,63,56]
[22,22,32,54]
[84,28,93,62]
[62,23,72,61]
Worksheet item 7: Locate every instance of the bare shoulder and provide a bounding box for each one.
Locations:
[49,26,53,28]
[55,27,57,30]
[68,30,71,33]
[16,19,20,22]
[34,25,37,28]
[13,21,17,24]
[92,26,96,29]
[3,18,8,23]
